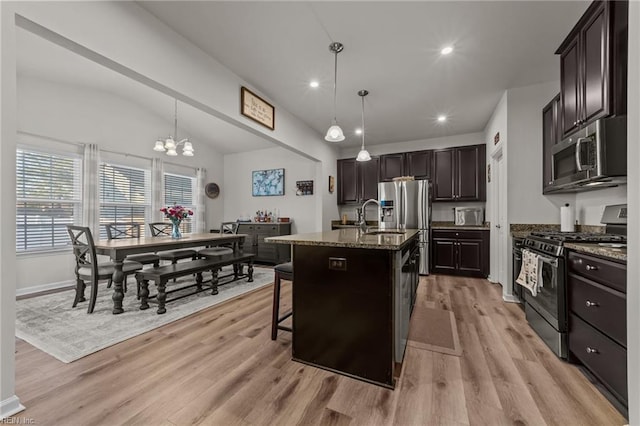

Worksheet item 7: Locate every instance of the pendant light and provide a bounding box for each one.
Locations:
[356,90,371,162]
[153,99,195,157]
[325,42,345,142]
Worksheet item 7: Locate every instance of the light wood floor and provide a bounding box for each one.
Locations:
[12,274,626,425]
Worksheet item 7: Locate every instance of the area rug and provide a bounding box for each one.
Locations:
[15,266,274,363]
[407,306,462,357]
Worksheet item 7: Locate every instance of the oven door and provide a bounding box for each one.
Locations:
[523,253,566,332]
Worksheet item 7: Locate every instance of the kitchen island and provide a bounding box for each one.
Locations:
[266,228,420,388]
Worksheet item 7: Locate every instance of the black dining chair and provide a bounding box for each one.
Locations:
[105,223,161,268]
[198,222,238,259]
[148,222,198,265]
[66,225,143,314]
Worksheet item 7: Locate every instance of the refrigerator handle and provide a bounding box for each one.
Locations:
[399,182,405,230]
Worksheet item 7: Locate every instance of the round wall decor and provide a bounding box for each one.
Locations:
[205,182,220,199]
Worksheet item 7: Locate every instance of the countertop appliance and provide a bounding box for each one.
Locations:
[548,116,627,193]
[378,179,431,275]
[520,204,627,359]
[454,207,484,226]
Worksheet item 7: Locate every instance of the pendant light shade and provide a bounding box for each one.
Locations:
[325,42,345,142]
[356,90,371,162]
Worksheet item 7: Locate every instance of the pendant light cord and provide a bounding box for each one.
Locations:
[173,99,178,140]
[332,51,338,122]
[361,95,365,149]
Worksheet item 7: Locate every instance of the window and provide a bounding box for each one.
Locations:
[100,163,151,239]
[16,147,82,252]
[164,172,195,233]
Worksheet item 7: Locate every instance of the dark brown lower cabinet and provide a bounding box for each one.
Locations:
[237,223,291,264]
[567,250,627,413]
[431,229,489,278]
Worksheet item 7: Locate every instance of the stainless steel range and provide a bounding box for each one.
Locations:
[520,205,627,359]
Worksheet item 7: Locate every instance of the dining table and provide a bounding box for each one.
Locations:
[94,232,247,314]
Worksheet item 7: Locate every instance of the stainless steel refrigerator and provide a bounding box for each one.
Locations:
[378,180,431,275]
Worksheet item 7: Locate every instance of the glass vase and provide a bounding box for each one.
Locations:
[171,221,182,239]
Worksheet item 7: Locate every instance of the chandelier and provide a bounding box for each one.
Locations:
[153,99,194,156]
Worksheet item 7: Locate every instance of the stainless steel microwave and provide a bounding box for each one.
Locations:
[548,116,627,193]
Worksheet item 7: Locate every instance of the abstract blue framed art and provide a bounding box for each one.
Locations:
[252,168,285,196]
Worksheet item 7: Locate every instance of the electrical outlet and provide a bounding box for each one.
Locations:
[328,257,347,271]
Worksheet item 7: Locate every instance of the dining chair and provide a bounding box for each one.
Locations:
[198,221,237,258]
[105,223,161,268]
[148,222,198,265]
[66,225,143,314]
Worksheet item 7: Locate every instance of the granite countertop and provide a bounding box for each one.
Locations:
[564,242,627,262]
[265,228,420,250]
[431,221,489,231]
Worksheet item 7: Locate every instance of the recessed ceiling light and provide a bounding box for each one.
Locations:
[309,80,319,88]
[355,128,362,135]
[440,46,454,55]
[437,115,447,122]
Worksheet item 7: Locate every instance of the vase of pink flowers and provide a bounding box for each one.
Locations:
[160,204,193,239]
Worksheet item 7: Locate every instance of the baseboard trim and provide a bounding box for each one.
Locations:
[0,395,25,420]
[16,280,74,298]
[503,294,520,303]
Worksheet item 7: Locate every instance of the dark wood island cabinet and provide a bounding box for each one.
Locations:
[266,229,420,388]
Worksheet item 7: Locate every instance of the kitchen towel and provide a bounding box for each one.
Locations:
[561,203,575,232]
[516,249,541,296]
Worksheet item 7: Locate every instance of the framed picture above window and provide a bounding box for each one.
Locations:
[252,168,284,196]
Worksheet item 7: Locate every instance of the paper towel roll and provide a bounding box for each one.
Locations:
[561,204,575,232]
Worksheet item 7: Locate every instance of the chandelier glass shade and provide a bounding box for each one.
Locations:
[356,90,371,162]
[153,99,194,157]
[325,42,345,142]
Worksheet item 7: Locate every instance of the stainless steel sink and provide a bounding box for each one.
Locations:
[364,230,406,236]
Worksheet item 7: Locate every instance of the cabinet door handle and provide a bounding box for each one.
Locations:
[585,264,598,271]
[586,347,599,354]
[585,300,598,308]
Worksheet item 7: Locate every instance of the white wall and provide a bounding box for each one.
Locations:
[506,82,574,224]
[626,1,639,423]
[575,186,627,225]
[223,147,318,234]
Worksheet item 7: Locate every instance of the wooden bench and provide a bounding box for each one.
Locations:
[135,252,255,314]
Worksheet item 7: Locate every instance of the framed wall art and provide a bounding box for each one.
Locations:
[328,175,335,194]
[241,86,275,130]
[252,168,284,196]
[296,180,314,196]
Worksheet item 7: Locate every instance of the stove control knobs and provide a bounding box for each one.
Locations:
[586,347,599,354]
[585,264,598,271]
[585,300,599,308]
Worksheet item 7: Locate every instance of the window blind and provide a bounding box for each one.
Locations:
[100,163,151,238]
[16,148,82,252]
[164,172,195,233]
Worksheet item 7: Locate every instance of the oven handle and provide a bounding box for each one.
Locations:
[523,249,558,267]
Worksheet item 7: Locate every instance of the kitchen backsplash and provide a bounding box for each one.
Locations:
[338,201,487,223]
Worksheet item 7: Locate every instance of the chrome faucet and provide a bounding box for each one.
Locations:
[359,199,381,232]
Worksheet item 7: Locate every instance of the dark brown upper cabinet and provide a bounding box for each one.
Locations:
[542,94,561,193]
[433,144,486,202]
[380,151,433,182]
[337,157,379,205]
[405,150,432,180]
[379,153,406,182]
[556,0,628,140]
